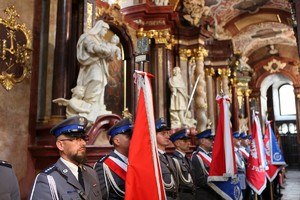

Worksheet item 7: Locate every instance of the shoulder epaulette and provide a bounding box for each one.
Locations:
[0,160,12,168]
[43,165,57,175]
[98,154,109,163]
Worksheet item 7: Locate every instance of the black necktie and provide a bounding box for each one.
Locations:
[78,166,85,190]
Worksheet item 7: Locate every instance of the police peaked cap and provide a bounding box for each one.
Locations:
[196,129,214,139]
[50,116,88,138]
[155,117,170,132]
[170,128,190,142]
[240,132,248,139]
[108,118,133,138]
[232,131,241,139]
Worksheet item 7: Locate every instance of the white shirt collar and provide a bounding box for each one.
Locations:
[60,157,80,180]
[114,149,128,164]
[158,149,166,155]
[175,149,186,157]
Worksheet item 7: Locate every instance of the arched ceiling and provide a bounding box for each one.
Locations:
[206,0,297,67]
[116,0,298,69]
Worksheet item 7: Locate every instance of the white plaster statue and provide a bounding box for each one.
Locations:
[185,110,197,128]
[110,34,121,60]
[239,114,249,134]
[169,67,190,128]
[76,20,121,122]
[53,86,91,118]
[152,0,169,6]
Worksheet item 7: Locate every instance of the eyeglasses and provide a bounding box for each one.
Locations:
[59,136,88,142]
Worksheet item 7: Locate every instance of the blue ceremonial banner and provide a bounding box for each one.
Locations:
[269,126,286,165]
[209,177,242,200]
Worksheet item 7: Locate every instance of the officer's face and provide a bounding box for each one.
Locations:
[175,139,190,152]
[156,131,170,149]
[241,138,249,147]
[56,135,87,165]
[113,134,131,156]
[200,137,213,152]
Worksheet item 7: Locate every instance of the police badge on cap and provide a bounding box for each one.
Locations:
[50,116,88,138]
[155,117,170,132]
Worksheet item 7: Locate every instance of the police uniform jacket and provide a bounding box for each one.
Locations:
[94,150,127,200]
[191,147,222,200]
[28,158,102,200]
[0,160,20,200]
[235,147,246,190]
[172,150,195,200]
[158,151,179,200]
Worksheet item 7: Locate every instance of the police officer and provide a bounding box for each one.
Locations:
[191,129,222,200]
[155,117,179,200]
[28,116,102,200]
[232,131,247,198]
[170,128,195,200]
[239,132,250,164]
[0,160,20,200]
[94,118,133,200]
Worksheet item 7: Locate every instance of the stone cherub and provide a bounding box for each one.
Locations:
[53,86,91,119]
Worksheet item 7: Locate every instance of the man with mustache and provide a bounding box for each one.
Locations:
[28,116,102,200]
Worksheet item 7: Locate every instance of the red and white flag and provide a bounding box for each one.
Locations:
[125,71,165,200]
[246,112,267,195]
[207,95,242,200]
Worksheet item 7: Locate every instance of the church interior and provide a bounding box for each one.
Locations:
[0,0,299,198]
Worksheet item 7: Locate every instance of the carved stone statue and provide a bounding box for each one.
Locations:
[76,20,121,122]
[169,67,191,128]
[53,20,121,123]
[239,114,249,134]
[52,86,91,119]
[182,0,209,27]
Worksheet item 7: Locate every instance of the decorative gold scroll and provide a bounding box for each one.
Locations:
[0,6,32,90]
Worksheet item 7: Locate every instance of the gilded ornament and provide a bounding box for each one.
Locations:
[0,6,32,90]
[263,59,286,73]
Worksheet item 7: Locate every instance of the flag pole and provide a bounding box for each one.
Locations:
[270,181,273,200]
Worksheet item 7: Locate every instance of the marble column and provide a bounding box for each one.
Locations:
[205,68,216,132]
[231,79,239,132]
[51,0,73,117]
[244,88,252,134]
[194,47,208,132]
[218,68,230,96]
